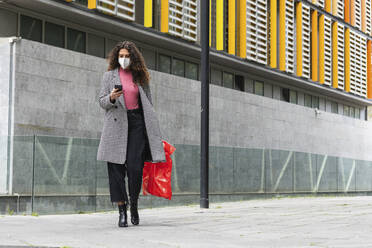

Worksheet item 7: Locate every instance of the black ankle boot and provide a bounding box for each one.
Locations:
[130,200,139,225]
[118,203,128,227]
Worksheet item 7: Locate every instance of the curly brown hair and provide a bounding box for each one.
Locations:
[106,41,150,87]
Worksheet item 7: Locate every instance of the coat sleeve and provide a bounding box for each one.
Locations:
[98,71,116,110]
[143,83,153,106]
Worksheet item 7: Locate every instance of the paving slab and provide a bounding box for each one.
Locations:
[1,196,372,247]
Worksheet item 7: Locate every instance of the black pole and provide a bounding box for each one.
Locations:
[200,0,209,209]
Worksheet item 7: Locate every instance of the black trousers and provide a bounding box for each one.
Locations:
[107,107,146,205]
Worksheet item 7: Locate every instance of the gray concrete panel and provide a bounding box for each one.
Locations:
[337,157,356,192]
[265,149,293,193]
[11,136,34,195]
[171,144,200,193]
[209,146,234,193]
[315,155,337,192]
[293,152,317,192]
[233,148,264,193]
[32,136,98,195]
[356,160,372,191]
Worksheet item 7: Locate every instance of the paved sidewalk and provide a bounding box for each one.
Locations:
[1,196,372,248]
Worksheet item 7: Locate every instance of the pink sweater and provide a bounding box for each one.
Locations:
[119,66,139,110]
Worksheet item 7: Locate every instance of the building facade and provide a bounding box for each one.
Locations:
[1,0,372,116]
[1,0,372,214]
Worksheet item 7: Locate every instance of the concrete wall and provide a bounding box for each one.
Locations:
[9,39,108,195]
[2,38,372,212]
[11,39,372,161]
[13,39,107,138]
[0,38,11,193]
[153,73,372,162]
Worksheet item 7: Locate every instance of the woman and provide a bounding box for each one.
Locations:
[96,41,166,228]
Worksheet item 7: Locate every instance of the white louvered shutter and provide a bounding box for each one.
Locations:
[285,0,295,73]
[336,0,344,18]
[324,16,332,86]
[300,4,311,78]
[355,0,362,30]
[246,0,268,64]
[96,0,135,21]
[350,30,367,97]
[315,0,324,8]
[336,22,344,90]
[169,0,197,42]
[366,0,372,34]
[183,0,197,41]
[169,0,183,38]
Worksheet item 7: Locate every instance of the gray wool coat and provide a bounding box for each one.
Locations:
[96,67,166,164]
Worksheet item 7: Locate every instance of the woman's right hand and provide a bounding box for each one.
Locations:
[110,88,123,102]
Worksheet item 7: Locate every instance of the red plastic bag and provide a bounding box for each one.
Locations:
[142,140,176,200]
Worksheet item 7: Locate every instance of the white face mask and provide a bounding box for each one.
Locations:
[118,57,130,69]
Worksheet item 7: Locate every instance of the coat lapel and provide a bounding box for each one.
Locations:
[138,86,146,103]
[113,67,127,110]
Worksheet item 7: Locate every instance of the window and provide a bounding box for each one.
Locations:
[20,15,42,42]
[319,98,326,111]
[304,94,312,107]
[254,81,264,96]
[67,27,86,53]
[159,54,171,73]
[45,22,65,48]
[105,39,119,58]
[0,9,17,37]
[185,62,198,80]
[355,108,360,119]
[331,101,338,113]
[141,48,156,70]
[245,79,254,93]
[172,57,185,77]
[312,96,319,109]
[281,88,290,102]
[264,83,273,98]
[289,90,297,104]
[87,33,105,58]
[234,75,245,91]
[350,106,355,118]
[343,105,350,116]
[223,72,234,89]
[211,68,222,85]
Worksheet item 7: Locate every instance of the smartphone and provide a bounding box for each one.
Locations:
[114,84,122,91]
